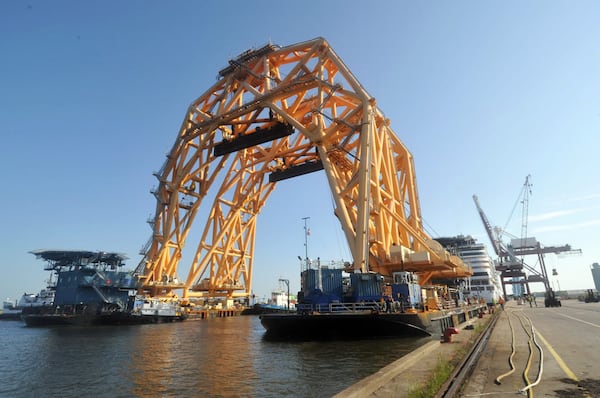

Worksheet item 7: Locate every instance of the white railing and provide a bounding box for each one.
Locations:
[298,301,379,313]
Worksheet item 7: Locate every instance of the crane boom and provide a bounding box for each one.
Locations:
[518,175,533,249]
[472,195,504,256]
[473,179,581,306]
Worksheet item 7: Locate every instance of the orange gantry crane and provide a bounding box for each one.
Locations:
[134,37,471,302]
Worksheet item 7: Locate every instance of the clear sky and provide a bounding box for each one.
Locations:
[2,1,599,302]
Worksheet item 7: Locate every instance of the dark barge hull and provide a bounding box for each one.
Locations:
[22,311,185,327]
[21,315,184,327]
[260,305,488,340]
[241,304,292,315]
[260,311,437,340]
[0,313,22,321]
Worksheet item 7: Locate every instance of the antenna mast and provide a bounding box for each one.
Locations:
[520,175,533,248]
[302,216,310,267]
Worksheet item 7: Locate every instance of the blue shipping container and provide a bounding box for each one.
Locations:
[301,269,343,300]
[350,273,382,302]
[391,283,422,307]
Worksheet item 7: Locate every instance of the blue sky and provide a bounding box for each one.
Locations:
[2,1,599,302]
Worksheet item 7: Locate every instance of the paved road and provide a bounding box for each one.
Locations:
[462,298,600,397]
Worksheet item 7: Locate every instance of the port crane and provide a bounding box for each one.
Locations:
[473,177,581,306]
[134,37,472,303]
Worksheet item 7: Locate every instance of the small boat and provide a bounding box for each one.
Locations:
[0,299,22,320]
[18,287,55,308]
[1,287,55,321]
[242,283,296,315]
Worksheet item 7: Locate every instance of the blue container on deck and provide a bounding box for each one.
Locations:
[350,273,382,302]
[301,268,343,301]
[391,283,422,307]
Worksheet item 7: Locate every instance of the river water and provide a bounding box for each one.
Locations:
[0,316,430,397]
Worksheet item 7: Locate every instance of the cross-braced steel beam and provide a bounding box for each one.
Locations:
[135,37,471,300]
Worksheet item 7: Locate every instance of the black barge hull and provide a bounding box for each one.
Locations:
[21,307,185,327]
[260,312,436,340]
[22,310,185,327]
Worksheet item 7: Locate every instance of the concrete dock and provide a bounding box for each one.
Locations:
[462,298,600,397]
[335,307,494,397]
[336,299,600,397]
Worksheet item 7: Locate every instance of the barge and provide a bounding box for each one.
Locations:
[260,263,486,340]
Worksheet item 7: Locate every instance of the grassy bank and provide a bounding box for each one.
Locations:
[406,321,486,397]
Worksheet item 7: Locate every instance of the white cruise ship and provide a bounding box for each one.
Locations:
[435,235,503,305]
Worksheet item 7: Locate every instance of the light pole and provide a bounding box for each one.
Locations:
[279,278,290,311]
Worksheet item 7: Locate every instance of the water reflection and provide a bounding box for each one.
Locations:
[1,317,429,397]
[254,335,430,397]
[4,324,137,397]
[130,322,179,397]
[130,317,260,397]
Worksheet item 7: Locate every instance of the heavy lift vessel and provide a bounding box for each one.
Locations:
[134,37,482,336]
[22,250,185,326]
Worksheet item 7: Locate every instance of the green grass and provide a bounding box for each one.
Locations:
[473,322,484,334]
[402,315,494,397]
[407,356,454,398]
[405,322,487,397]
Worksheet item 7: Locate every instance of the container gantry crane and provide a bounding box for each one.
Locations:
[134,37,472,303]
[473,176,581,306]
[473,194,530,299]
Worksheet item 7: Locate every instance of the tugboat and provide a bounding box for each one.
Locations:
[242,282,296,315]
[22,250,185,326]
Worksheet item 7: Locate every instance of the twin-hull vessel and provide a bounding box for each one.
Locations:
[21,250,185,326]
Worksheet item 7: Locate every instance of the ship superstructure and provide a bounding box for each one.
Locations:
[22,250,184,326]
[435,236,502,306]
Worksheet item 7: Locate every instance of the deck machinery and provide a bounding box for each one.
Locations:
[134,37,472,305]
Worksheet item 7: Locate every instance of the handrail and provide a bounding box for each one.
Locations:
[298,301,380,313]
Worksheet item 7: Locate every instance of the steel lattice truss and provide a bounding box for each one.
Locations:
[135,37,471,300]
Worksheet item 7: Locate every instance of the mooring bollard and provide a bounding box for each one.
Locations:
[441,327,459,343]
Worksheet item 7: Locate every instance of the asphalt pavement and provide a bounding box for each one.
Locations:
[337,298,600,398]
[461,298,600,398]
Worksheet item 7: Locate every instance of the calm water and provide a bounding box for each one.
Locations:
[0,316,430,397]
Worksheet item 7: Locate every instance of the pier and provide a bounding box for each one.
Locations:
[186,308,243,320]
[337,298,600,397]
[462,298,600,397]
